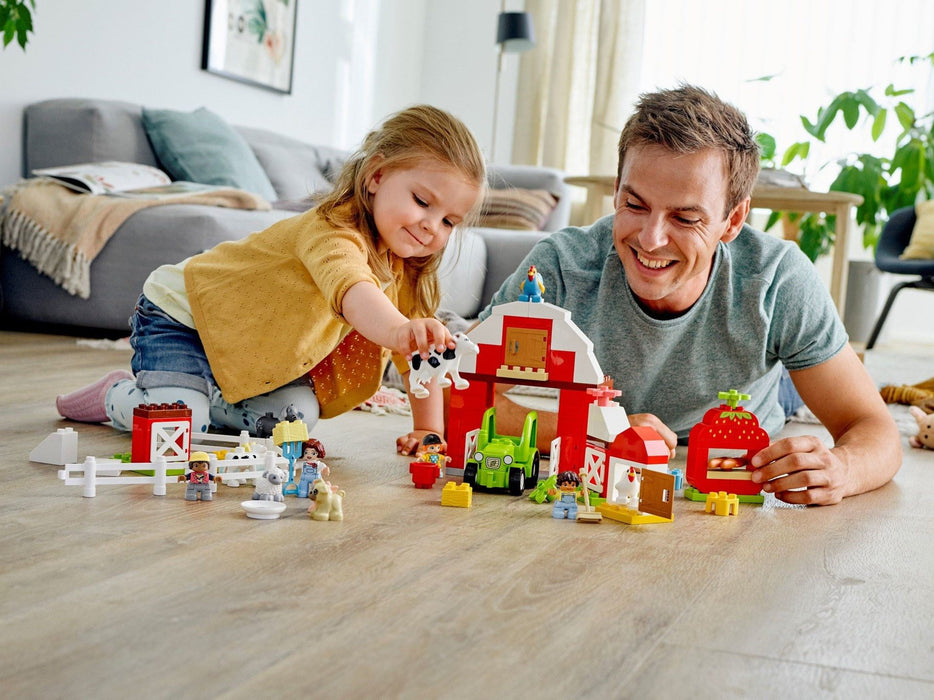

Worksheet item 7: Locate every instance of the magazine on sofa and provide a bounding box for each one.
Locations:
[31,161,225,199]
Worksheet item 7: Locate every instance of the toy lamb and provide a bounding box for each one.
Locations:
[252,464,287,502]
[308,477,344,521]
[908,406,934,450]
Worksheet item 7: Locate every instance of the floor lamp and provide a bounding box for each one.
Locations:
[491,10,535,163]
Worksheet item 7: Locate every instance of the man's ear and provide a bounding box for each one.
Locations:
[721,198,750,243]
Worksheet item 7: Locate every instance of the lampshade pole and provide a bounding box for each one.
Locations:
[491,44,504,163]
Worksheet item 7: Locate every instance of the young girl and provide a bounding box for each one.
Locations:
[56,105,486,451]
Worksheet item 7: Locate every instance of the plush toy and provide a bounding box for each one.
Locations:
[908,406,934,450]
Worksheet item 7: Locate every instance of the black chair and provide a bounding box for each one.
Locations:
[865,206,934,349]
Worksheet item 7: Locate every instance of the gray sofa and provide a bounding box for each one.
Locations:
[1,98,567,335]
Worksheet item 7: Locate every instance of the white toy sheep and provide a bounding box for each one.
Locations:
[252,463,287,502]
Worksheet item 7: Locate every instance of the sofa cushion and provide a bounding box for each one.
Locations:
[238,126,348,201]
[24,99,160,175]
[141,107,278,201]
[438,229,488,319]
[477,188,559,230]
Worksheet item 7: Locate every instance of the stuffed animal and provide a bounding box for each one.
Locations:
[908,406,934,450]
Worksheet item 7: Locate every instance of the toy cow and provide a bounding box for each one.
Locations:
[407,332,479,399]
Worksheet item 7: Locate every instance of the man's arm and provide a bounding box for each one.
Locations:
[751,344,901,504]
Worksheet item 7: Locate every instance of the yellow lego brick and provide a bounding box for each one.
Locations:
[441,481,472,508]
[272,420,309,445]
[704,491,740,516]
[596,503,672,524]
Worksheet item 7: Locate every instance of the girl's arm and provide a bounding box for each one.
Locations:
[396,371,446,455]
[342,280,453,358]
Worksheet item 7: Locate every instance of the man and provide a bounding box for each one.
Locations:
[479,85,900,506]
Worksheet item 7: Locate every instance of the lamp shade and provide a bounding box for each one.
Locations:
[496,12,535,53]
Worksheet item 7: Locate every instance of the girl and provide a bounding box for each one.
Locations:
[56,105,486,451]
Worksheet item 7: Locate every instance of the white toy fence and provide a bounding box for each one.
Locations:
[59,451,288,498]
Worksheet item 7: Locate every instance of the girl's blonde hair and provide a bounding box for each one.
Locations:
[316,105,486,317]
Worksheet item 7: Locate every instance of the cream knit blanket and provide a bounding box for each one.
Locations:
[0,179,270,299]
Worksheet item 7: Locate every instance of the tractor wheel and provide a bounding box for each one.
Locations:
[508,467,525,496]
[527,452,540,489]
[463,463,478,488]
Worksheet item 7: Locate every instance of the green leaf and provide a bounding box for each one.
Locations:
[894,102,915,131]
[747,73,780,83]
[884,83,915,97]
[3,21,14,47]
[781,141,809,166]
[756,132,776,160]
[854,88,881,116]
[801,114,820,138]
[871,109,887,141]
[764,211,782,231]
[842,98,860,129]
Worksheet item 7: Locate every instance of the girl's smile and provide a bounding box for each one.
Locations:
[367,162,481,258]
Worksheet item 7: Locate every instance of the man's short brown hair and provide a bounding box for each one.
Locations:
[617,84,760,217]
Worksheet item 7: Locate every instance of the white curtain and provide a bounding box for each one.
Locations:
[511,0,646,176]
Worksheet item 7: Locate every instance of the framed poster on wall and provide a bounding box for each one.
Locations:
[201,0,298,94]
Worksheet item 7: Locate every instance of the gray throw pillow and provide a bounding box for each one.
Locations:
[141,106,277,201]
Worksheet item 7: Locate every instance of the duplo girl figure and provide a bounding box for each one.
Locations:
[56,105,485,449]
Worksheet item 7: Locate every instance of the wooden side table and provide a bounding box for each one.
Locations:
[564,175,864,316]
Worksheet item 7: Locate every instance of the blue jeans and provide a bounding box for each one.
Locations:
[778,366,804,419]
[129,295,216,396]
[116,295,320,433]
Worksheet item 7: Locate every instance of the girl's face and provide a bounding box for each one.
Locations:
[367,161,480,258]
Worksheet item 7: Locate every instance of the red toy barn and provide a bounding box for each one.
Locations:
[447,301,606,472]
[131,403,193,463]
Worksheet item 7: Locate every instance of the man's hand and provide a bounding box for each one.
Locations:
[628,413,678,459]
[751,436,851,505]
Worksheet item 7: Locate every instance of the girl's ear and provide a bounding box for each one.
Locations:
[366,169,382,194]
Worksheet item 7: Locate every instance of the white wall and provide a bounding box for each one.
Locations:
[0,0,507,187]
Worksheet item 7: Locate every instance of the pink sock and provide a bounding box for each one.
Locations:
[56,369,134,423]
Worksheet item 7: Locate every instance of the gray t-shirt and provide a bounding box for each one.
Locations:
[480,216,848,440]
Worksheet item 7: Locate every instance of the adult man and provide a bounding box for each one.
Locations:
[481,85,900,506]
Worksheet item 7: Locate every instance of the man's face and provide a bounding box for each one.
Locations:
[612,145,749,316]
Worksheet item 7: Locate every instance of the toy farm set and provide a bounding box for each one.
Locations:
[406,295,774,523]
[32,292,773,525]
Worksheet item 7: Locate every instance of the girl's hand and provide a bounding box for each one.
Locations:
[391,317,454,359]
[628,413,678,459]
[397,429,436,456]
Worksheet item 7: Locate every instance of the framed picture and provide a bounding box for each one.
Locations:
[201,0,298,94]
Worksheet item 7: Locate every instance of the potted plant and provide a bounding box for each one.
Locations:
[763,51,934,262]
[756,53,933,342]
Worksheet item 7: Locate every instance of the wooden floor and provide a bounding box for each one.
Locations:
[2,331,933,698]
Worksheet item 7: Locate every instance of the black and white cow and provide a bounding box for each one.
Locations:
[407,332,479,399]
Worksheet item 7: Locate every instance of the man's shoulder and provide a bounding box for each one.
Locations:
[728,224,809,279]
